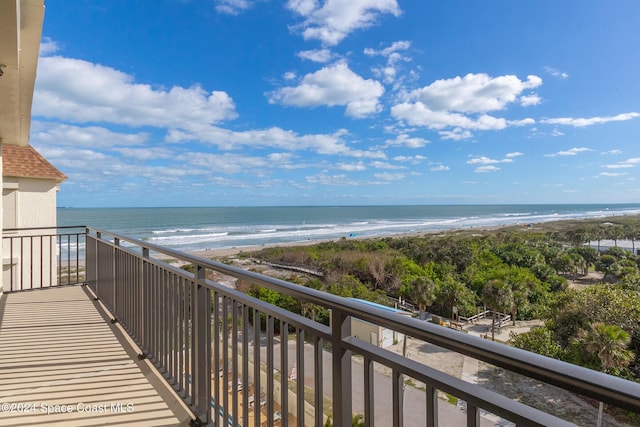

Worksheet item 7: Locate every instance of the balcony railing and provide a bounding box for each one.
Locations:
[3,226,640,426]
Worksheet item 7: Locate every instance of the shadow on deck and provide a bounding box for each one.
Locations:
[0,285,194,426]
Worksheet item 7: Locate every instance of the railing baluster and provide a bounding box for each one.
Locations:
[66,233,71,284]
[331,308,352,426]
[281,320,289,427]
[213,291,221,421]
[266,314,275,427]
[39,235,43,287]
[242,303,250,427]
[392,369,403,427]
[426,384,438,427]
[193,265,211,424]
[296,328,305,427]
[314,335,323,427]
[253,307,261,427]
[222,295,230,424]
[20,235,24,291]
[183,276,191,402]
[169,271,176,384]
[9,237,14,291]
[466,402,479,427]
[49,235,53,287]
[74,233,78,284]
[232,300,239,423]
[364,357,374,427]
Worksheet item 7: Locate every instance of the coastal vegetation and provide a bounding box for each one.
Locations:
[238,216,640,383]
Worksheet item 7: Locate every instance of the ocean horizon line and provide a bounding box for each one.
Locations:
[57,202,640,210]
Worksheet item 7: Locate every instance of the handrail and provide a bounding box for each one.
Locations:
[85,226,640,415]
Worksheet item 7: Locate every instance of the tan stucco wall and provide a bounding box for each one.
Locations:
[0,151,3,295]
[2,177,59,291]
[3,177,58,227]
[351,318,382,347]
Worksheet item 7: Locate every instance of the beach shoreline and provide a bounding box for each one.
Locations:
[157,212,640,262]
[174,226,500,260]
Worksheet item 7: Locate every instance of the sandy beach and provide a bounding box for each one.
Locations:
[175,225,507,261]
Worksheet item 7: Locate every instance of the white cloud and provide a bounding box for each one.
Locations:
[287,0,401,46]
[180,152,270,175]
[599,172,627,177]
[336,161,366,171]
[113,147,174,161]
[268,152,295,163]
[385,133,428,148]
[297,49,334,63]
[544,66,569,79]
[601,149,622,155]
[393,155,426,163]
[306,173,359,186]
[509,118,536,126]
[542,112,640,127]
[406,73,542,113]
[392,103,507,130]
[466,156,513,165]
[267,62,384,118]
[167,126,386,158]
[430,165,450,171]
[438,128,472,140]
[364,40,411,84]
[544,147,592,157]
[370,161,404,169]
[34,56,238,130]
[391,73,541,138]
[603,157,640,169]
[31,122,149,148]
[39,37,60,56]
[519,94,541,107]
[215,0,254,15]
[474,165,500,173]
[505,152,523,158]
[364,40,410,58]
[374,172,404,180]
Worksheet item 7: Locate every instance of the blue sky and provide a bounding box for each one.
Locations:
[32,0,640,207]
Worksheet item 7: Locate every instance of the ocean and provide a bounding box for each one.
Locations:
[57,204,640,253]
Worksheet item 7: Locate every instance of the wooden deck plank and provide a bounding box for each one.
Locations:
[0,286,193,426]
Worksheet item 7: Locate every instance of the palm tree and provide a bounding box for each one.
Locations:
[624,223,640,254]
[590,225,605,255]
[573,322,634,427]
[574,322,634,373]
[605,224,624,247]
[482,279,513,341]
[409,276,436,320]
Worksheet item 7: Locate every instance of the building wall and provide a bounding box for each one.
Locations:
[3,177,58,227]
[0,152,3,295]
[351,318,383,347]
[2,177,59,291]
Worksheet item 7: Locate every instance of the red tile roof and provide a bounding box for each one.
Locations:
[2,145,66,182]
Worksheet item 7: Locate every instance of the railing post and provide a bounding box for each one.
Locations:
[95,231,102,296]
[113,237,119,318]
[141,247,149,356]
[192,265,211,424]
[84,229,93,288]
[331,308,352,427]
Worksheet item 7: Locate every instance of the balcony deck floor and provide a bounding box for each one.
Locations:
[0,285,193,426]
